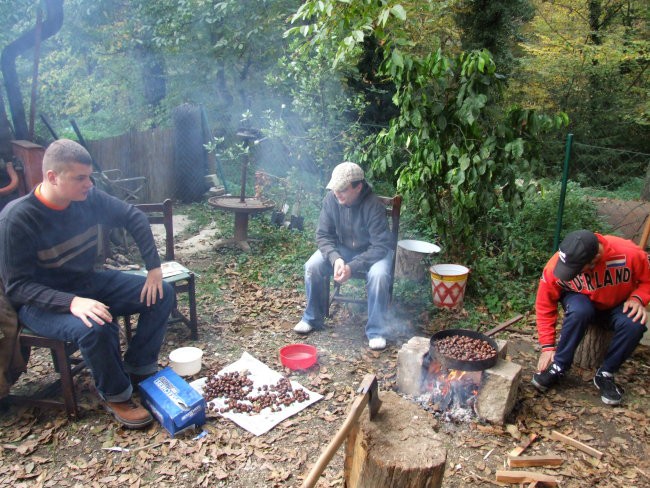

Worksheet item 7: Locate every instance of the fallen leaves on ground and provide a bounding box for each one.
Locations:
[1,270,649,488]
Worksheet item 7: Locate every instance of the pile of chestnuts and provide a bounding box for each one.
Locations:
[434,334,496,361]
[203,370,310,415]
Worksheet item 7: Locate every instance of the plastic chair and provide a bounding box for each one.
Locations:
[327,195,402,317]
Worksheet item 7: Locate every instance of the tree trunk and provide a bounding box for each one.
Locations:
[395,246,429,282]
[573,323,613,370]
[344,391,446,488]
[0,0,64,140]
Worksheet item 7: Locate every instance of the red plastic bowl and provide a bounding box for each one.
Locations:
[279,344,318,370]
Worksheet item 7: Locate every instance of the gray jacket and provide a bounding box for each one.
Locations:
[315,183,393,274]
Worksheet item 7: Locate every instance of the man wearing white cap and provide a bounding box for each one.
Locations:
[294,162,394,350]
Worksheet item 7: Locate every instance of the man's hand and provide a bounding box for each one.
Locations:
[333,258,351,284]
[70,296,112,328]
[141,267,164,306]
[623,297,647,324]
[537,349,555,372]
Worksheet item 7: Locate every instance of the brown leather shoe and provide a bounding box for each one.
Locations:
[104,398,153,429]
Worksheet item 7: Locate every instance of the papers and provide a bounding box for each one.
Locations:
[161,261,190,278]
[191,352,322,436]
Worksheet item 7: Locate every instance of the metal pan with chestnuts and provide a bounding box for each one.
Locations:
[428,328,498,372]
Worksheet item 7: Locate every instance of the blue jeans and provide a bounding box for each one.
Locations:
[301,249,393,339]
[18,270,174,402]
[555,293,647,373]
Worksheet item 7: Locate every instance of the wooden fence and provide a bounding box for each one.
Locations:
[87,127,175,203]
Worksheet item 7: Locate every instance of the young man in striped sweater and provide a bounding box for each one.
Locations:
[0,139,174,428]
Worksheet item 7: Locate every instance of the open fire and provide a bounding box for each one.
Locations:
[397,336,523,424]
[419,352,483,420]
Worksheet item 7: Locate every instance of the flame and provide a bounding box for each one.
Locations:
[424,355,482,412]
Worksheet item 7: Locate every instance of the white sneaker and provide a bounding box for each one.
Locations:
[293,320,313,334]
[368,337,386,350]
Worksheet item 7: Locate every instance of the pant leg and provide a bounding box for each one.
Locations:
[18,304,132,402]
[91,270,174,376]
[365,251,394,340]
[600,304,647,373]
[554,292,596,371]
[301,251,331,328]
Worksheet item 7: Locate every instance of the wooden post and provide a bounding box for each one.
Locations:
[344,391,446,488]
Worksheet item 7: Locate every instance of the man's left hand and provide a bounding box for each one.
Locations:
[623,297,647,324]
[140,267,164,306]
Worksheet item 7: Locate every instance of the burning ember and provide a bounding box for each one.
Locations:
[397,336,523,424]
[423,354,482,417]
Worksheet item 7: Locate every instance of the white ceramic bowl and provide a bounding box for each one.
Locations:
[169,347,203,376]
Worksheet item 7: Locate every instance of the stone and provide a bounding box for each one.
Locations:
[475,359,522,425]
[396,336,429,396]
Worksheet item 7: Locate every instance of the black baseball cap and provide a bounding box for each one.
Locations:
[554,230,599,281]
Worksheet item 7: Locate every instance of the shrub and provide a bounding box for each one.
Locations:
[467,180,610,314]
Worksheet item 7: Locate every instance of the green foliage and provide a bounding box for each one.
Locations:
[182,200,317,289]
[264,38,370,176]
[468,180,610,314]
[356,48,568,260]
[453,0,534,76]
[512,0,649,155]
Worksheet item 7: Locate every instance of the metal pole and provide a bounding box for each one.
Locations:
[240,143,249,203]
[553,133,573,251]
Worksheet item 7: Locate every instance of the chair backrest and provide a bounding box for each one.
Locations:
[376,195,402,280]
[134,199,175,261]
[376,195,402,247]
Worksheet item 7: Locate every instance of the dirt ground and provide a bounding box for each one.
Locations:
[1,202,650,488]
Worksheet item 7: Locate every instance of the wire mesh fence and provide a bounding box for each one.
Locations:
[548,134,650,246]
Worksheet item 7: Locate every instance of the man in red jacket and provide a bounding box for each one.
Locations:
[532,230,649,405]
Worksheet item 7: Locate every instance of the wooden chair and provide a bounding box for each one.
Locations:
[327,195,402,317]
[5,327,86,417]
[122,199,198,341]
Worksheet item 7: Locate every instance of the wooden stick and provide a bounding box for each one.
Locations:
[638,214,650,250]
[484,314,524,337]
[495,470,558,486]
[508,454,564,468]
[550,430,603,459]
[508,433,538,457]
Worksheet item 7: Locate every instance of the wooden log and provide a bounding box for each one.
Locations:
[550,430,603,459]
[495,470,559,486]
[345,390,446,488]
[508,433,538,457]
[507,454,564,468]
[572,323,613,370]
[395,245,430,282]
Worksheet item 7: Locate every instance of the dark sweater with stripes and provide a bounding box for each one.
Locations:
[0,188,160,313]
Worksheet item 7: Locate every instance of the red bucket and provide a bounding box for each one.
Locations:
[429,264,469,309]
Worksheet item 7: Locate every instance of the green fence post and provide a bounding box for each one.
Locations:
[554,133,573,251]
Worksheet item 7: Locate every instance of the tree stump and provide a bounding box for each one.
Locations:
[344,390,446,488]
[395,247,429,282]
[572,323,613,370]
